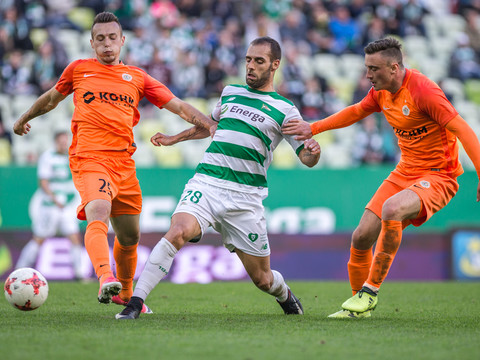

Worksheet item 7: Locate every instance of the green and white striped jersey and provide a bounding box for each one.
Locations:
[35,149,77,207]
[195,84,305,197]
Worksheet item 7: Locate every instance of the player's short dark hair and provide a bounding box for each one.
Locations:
[364,37,403,68]
[91,11,122,37]
[250,37,282,62]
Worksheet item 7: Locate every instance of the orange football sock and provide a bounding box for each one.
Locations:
[113,237,138,301]
[366,220,403,289]
[84,220,112,280]
[347,245,373,295]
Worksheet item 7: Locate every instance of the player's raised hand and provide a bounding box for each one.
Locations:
[13,120,31,136]
[282,119,313,140]
[150,132,177,147]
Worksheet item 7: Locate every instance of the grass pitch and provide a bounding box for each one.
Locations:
[1,281,479,360]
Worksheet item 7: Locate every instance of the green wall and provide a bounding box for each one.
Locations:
[1,166,478,232]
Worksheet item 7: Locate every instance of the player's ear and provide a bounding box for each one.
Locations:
[271,59,280,71]
[390,62,399,74]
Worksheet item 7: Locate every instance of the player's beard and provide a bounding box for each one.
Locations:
[246,64,273,89]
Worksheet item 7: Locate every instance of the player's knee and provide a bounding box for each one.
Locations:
[251,273,271,292]
[381,199,400,220]
[166,223,193,246]
[352,227,376,249]
[117,232,140,246]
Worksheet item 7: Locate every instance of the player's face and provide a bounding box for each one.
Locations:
[55,133,69,154]
[245,44,279,90]
[90,22,125,65]
[364,52,398,93]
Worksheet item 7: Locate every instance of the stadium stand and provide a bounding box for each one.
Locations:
[0,1,479,170]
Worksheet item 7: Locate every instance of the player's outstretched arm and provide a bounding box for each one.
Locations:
[446,115,480,202]
[163,97,217,138]
[283,103,371,141]
[13,87,66,136]
[298,138,321,168]
[282,119,313,141]
[151,125,211,147]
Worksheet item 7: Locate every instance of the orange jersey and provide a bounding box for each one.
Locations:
[55,58,175,155]
[360,69,462,178]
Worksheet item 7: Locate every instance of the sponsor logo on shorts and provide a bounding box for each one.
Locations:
[248,233,258,242]
[261,244,268,250]
[420,180,431,188]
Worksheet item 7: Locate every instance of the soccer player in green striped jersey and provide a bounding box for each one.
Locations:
[16,131,83,279]
[116,37,321,320]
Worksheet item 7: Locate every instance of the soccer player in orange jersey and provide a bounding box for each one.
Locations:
[13,12,215,311]
[282,37,480,318]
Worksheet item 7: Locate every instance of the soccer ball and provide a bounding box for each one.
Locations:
[4,268,49,311]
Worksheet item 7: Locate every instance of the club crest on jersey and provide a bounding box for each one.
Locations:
[261,103,271,111]
[402,105,410,116]
[221,104,228,114]
[420,180,430,188]
[122,73,132,81]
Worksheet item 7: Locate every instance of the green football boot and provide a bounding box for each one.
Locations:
[327,309,372,319]
[342,286,378,313]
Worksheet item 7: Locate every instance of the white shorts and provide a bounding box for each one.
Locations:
[29,192,80,238]
[173,177,270,257]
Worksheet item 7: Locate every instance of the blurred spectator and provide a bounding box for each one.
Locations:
[149,0,180,29]
[204,57,226,97]
[23,1,48,28]
[106,0,140,30]
[464,9,480,54]
[328,5,361,54]
[279,9,310,47]
[43,0,84,32]
[210,0,237,26]
[398,0,428,36]
[260,0,291,20]
[0,115,12,165]
[352,75,372,104]
[213,28,242,77]
[0,27,13,65]
[146,50,172,87]
[305,2,332,53]
[126,25,155,67]
[361,16,387,47]
[280,42,306,107]
[176,0,203,18]
[449,33,480,81]
[351,115,385,165]
[30,40,64,94]
[171,50,205,98]
[1,6,33,51]
[301,77,329,121]
[1,50,35,96]
[373,0,401,36]
[244,12,282,45]
[348,0,373,21]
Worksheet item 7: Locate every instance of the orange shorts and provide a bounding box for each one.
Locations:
[70,151,142,220]
[366,169,459,227]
